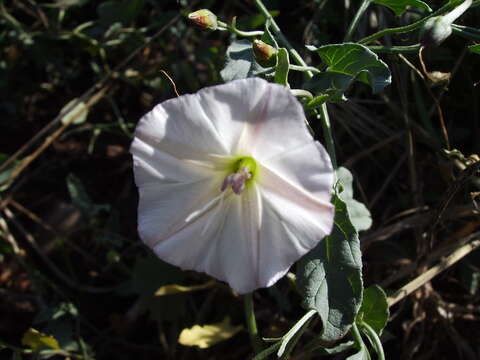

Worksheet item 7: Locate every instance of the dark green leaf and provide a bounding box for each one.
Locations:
[356,285,389,335]
[373,0,432,16]
[274,48,290,86]
[297,195,363,342]
[336,167,372,232]
[220,40,263,82]
[306,43,391,102]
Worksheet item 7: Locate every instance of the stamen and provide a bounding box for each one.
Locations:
[221,167,252,195]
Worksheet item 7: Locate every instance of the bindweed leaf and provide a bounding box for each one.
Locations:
[297,195,363,342]
[356,285,389,335]
[336,167,372,232]
[306,43,391,102]
[178,317,243,349]
[373,0,432,16]
[274,48,290,86]
[220,40,263,82]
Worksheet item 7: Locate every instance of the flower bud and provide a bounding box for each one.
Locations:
[420,16,452,47]
[188,9,218,30]
[253,39,277,67]
[420,0,472,47]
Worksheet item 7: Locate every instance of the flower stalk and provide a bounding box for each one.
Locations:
[244,293,263,354]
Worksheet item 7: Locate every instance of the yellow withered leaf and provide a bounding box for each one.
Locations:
[178,317,243,349]
[154,280,215,296]
[22,328,60,351]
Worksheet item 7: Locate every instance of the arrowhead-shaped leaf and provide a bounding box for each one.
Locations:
[306,43,391,102]
[297,195,363,341]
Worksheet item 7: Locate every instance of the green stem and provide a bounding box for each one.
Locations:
[344,0,372,41]
[244,293,263,354]
[358,2,453,45]
[350,323,365,350]
[452,24,480,41]
[368,44,421,54]
[253,0,313,78]
[253,0,337,168]
[218,19,264,37]
[360,322,386,360]
[289,64,321,73]
[318,104,337,169]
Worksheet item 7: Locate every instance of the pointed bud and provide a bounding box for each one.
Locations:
[188,9,218,31]
[420,16,453,47]
[420,0,472,47]
[253,39,277,67]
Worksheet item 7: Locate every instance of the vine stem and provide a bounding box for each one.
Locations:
[344,0,372,41]
[253,0,337,168]
[358,2,453,44]
[351,323,365,350]
[359,322,385,360]
[244,293,263,354]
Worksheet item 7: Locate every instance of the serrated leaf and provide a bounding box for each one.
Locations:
[274,48,290,86]
[373,0,432,16]
[336,167,372,232]
[356,285,389,335]
[60,98,88,125]
[220,40,263,82]
[297,195,363,342]
[178,317,243,349]
[22,328,60,351]
[469,45,480,54]
[306,43,391,102]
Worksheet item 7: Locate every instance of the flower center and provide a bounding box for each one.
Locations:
[221,156,257,195]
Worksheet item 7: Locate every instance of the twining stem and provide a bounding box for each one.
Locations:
[344,0,372,41]
[368,44,421,54]
[244,293,263,354]
[350,323,365,350]
[359,322,386,360]
[358,2,453,44]
[253,0,337,169]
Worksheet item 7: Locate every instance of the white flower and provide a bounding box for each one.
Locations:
[130,78,334,294]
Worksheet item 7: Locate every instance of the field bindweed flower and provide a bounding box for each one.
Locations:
[130,78,335,294]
